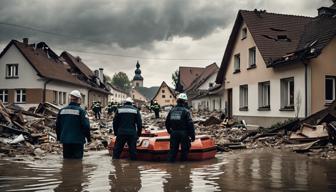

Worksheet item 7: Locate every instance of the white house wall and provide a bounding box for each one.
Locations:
[223,22,306,120]
[198,73,217,90]
[0,44,45,89]
[192,95,224,112]
[108,88,127,103]
[46,81,88,107]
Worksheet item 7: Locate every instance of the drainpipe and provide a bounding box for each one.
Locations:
[88,89,92,109]
[303,61,308,117]
[43,79,52,103]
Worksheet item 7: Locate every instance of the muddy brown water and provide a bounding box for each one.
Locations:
[0,149,335,192]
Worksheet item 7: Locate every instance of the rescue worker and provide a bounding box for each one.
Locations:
[111,102,118,113]
[113,97,142,160]
[106,102,114,119]
[56,90,91,159]
[92,101,101,120]
[151,100,161,118]
[165,93,195,162]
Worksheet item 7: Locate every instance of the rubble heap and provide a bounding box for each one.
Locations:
[193,102,336,159]
[0,101,111,158]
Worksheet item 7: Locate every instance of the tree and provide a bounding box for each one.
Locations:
[112,72,131,91]
[172,70,179,89]
[104,74,112,83]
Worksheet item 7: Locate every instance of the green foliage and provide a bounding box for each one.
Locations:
[104,74,112,83]
[172,70,179,88]
[112,72,131,91]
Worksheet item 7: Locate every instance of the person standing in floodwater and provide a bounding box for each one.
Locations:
[165,93,195,162]
[113,97,142,160]
[56,90,91,159]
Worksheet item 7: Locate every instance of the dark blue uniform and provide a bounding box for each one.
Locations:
[112,103,142,160]
[165,103,195,162]
[56,102,91,159]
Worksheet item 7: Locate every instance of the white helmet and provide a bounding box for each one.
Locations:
[70,90,82,99]
[124,97,134,103]
[177,93,188,101]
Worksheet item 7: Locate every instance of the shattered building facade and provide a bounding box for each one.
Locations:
[216,4,336,127]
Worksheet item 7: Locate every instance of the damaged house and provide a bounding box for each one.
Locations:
[0,38,109,109]
[187,63,222,111]
[216,4,336,127]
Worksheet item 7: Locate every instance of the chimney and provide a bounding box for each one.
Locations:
[23,38,28,45]
[98,68,104,83]
[76,56,81,62]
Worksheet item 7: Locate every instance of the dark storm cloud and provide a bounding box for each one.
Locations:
[0,0,238,48]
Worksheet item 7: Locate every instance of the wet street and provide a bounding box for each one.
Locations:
[0,149,336,192]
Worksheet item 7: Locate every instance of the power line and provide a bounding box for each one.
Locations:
[0,22,217,61]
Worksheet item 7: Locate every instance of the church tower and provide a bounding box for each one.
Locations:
[132,61,144,88]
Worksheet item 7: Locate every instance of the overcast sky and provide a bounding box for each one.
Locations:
[0,0,331,87]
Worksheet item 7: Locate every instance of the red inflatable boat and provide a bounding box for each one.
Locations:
[108,130,217,161]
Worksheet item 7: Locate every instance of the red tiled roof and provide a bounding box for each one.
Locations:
[216,10,312,84]
[61,51,95,79]
[178,66,205,90]
[186,63,219,91]
[0,40,109,94]
[8,40,87,86]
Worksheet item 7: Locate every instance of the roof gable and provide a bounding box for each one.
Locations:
[216,10,312,84]
[7,40,86,86]
[178,66,205,90]
[135,86,160,100]
[186,63,218,91]
[61,51,95,79]
[152,81,175,100]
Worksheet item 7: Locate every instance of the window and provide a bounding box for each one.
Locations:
[6,64,18,78]
[258,81,270,110]
[0,90,8,103]
[241,28,247,39]
[58,92,62,105]
[162,90,165,93]
[209,83,214,88]
[170,95,172,98]
[239,85,248,110]
[233,54,240,73]
[280,77,294,110]
[162,95,166,98]
[248,47,256,68]
[136,82,139,87]
[53,91,58,104]
[325,76,336,103]
[15,89,26,103]
[62,92,67,105]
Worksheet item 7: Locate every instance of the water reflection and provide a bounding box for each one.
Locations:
[163,164,192,192]
[54,159,84,192]
[0,150,336,191]
[110,160,142,191]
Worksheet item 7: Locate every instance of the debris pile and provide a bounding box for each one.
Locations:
[193,102,336,159]
[0,101,61,157]
[0,101,111,158]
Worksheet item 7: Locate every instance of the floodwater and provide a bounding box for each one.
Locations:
[0,149,336,192]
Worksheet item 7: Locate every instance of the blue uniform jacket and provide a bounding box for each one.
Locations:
[56,102,91,144]
[165,104,195,140]
[113,103,142,136]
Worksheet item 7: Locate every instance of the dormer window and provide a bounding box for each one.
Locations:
[241,28,247,40]
[6,64,18,78]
